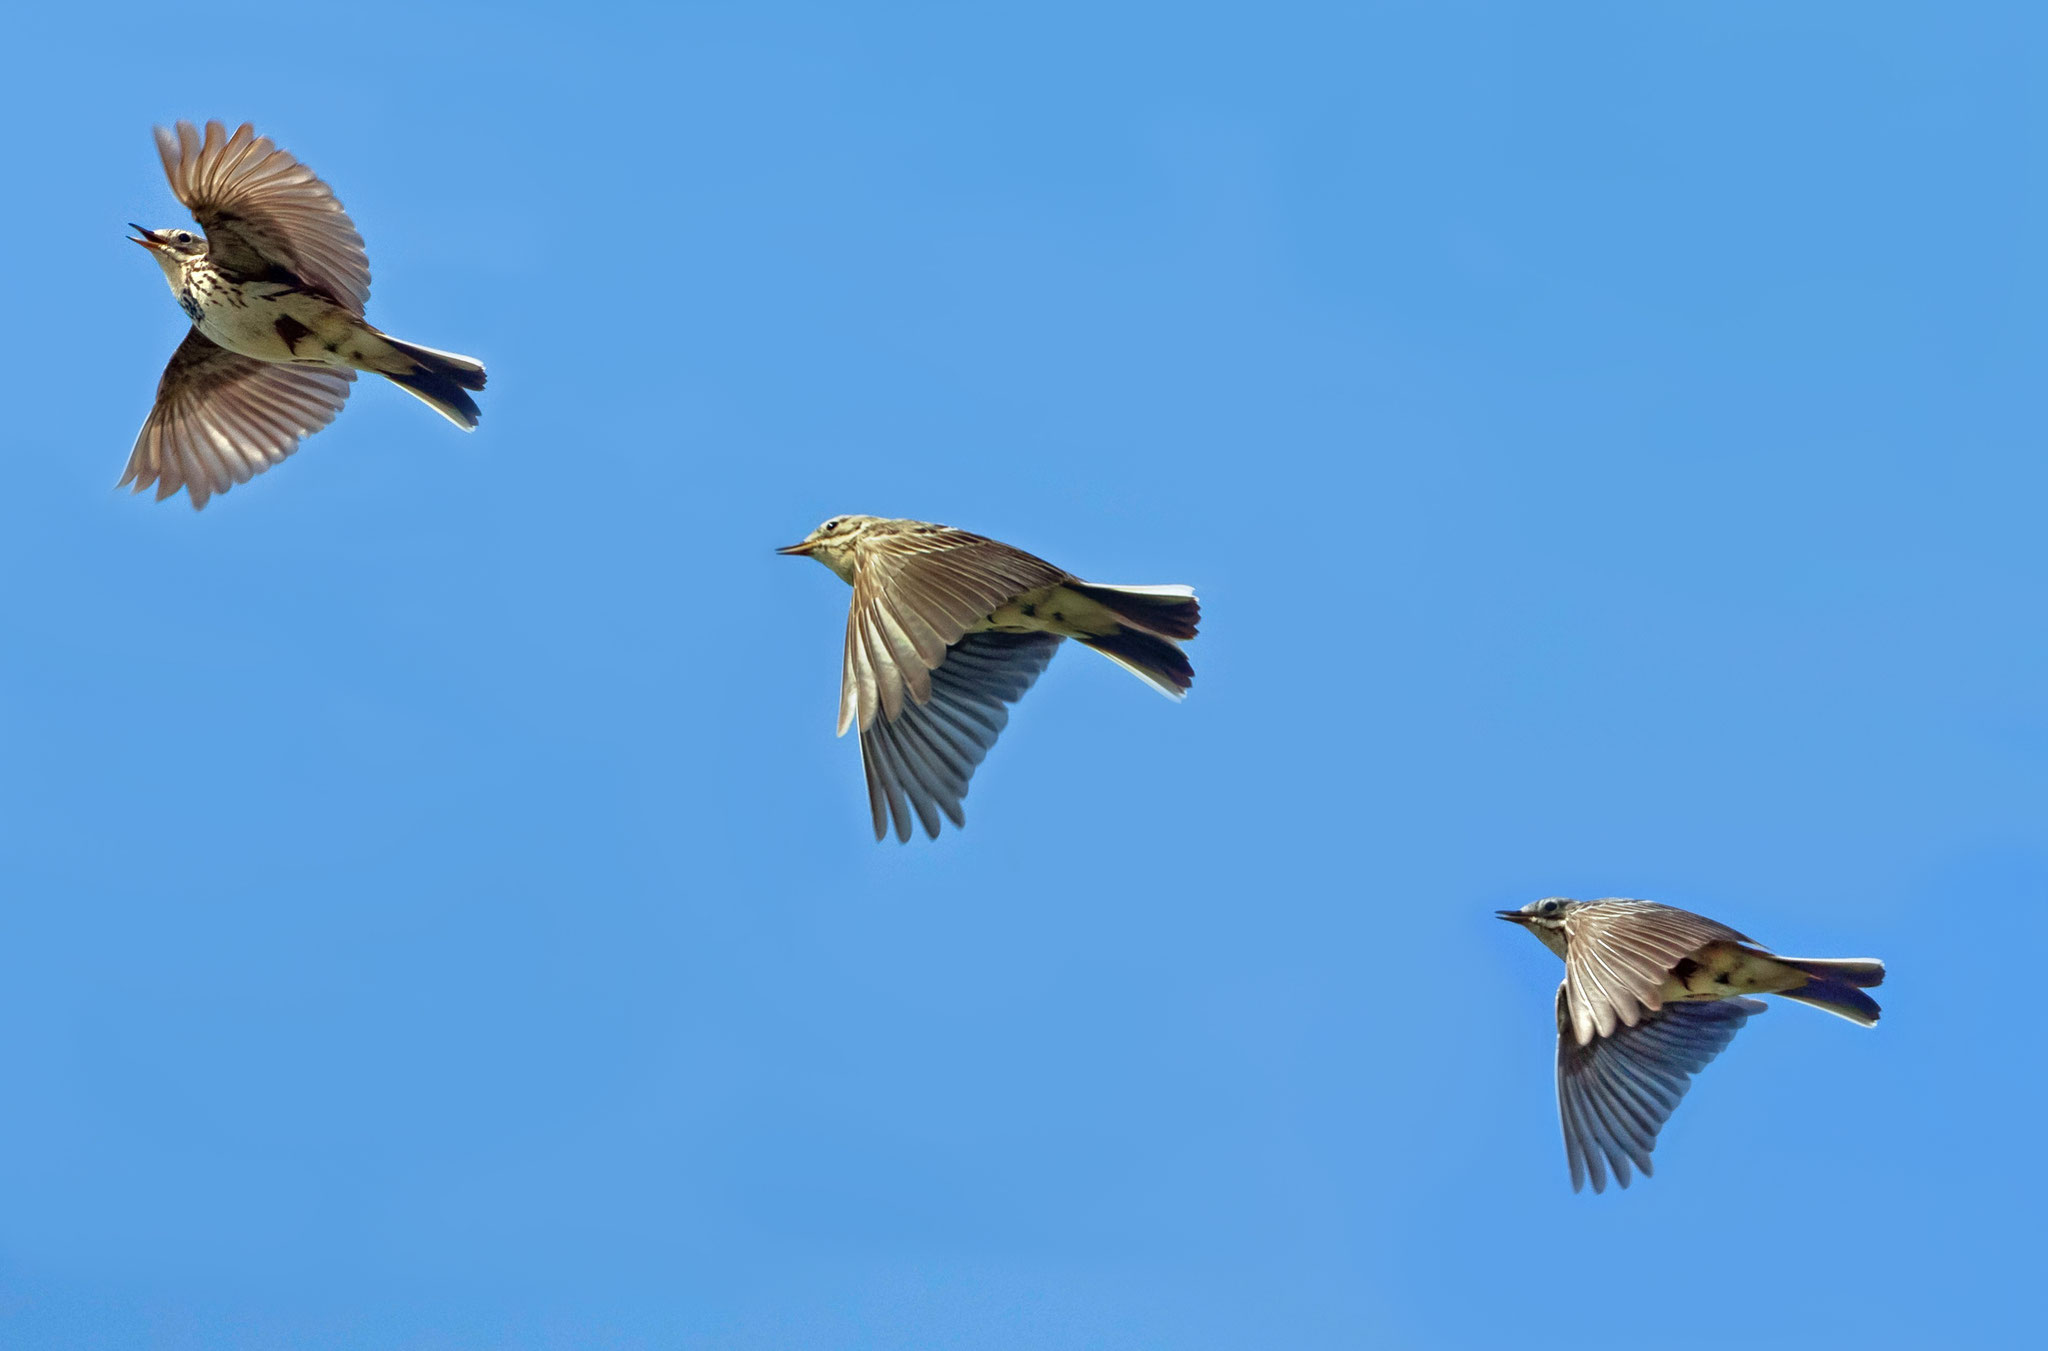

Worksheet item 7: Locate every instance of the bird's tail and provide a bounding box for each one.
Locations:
[1776,956,1886,1026]
[1065,582,1200,699]
[375,335,487,430]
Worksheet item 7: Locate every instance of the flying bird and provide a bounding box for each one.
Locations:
[1498,896,1884,1193]
[779,515,1200,841]
[126,120,485,508]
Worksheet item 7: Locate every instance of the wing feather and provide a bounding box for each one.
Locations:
[1561,899,1751,1045]
[863,729,918,841]
[156,120,372,313]
[857,631,1063,841]
[121,330,353,509]
[838,525,1068,735]
[1555,983,1763,1193]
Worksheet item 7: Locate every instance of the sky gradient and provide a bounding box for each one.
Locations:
[3,3,2045,1347]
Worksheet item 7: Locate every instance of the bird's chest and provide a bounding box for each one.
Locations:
[1658,943,1803,1001]
[186,275,350,366]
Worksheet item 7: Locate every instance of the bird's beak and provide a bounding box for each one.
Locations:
[128,224,164,251]
[1496,909,1531,925]
[776,541,815,556]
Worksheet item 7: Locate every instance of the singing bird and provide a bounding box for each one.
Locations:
[779,515,1200,841]
[126,120,485,508]
[1498,897,1884,1193]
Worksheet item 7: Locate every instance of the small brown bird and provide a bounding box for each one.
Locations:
[1498,896,1885,1193]
[779,515,1201,841]
[126,120,485,508]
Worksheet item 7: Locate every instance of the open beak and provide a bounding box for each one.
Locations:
[1495,909,1530,924]
[128,224,164,251]
[775,541,815,556]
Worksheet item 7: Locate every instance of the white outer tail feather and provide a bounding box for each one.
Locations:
[1085,583,1197,597]
[383,337,485,375]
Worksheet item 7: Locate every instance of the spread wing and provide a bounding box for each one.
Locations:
[157,120,371,313]
[839,526,1068,734]
[1560,899,1752,1044]
[1555,985,1764,1193]
[859,631,1064,841]
[122,330,355,510]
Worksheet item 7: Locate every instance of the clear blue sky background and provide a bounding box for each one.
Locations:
[3,2,2043,1346]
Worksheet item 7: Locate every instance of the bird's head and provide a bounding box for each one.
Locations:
[129,224,205,279]
[1497,896,1578,958]
[777,514,885,583]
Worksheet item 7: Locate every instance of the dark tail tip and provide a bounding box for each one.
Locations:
[411,347,486,392]
[1079,626,1194,695]
[1784,977,1883,1026]
[1068,582,1201,640]
[385,337,487,392]
[384,367,482,428]
[1784,956,1887,989]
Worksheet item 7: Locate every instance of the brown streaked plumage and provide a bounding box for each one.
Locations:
[126,121,486,509]
[779,515,1201,841]
[1499,896,1885,1193]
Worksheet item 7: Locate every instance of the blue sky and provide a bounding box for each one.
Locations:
[3,1,2044,1345]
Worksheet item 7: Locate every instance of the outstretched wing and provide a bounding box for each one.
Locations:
[157,120,371,313]
[840,525,1067,734]
[1560,899,1752,1043]
[1555,984,1764,1193]
[122,330,354,510]
[859,631,1063,841]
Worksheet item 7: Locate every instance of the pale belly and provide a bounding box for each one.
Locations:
[976,585,1121,640]
[1658,942,1807,1002]
[186,280,371,369]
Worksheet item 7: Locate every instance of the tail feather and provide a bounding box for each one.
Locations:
[1779,956,1886,1026]
[378,335,487,430]
[1066,581,1200,640]
[1077,626,1194,699]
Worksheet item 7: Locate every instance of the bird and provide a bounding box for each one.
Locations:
[778,515,1200,841]
[125,120,486,509]
[1497,896,1884,1193]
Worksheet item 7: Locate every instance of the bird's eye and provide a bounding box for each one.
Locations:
[822,519,839,532]
[1540,900,1560,916]
[176,232,192,244]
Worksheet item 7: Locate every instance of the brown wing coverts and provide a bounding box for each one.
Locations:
[122,330,354,510]
[840,526,1068,735]
[1555,986,1764,1193]
[157,120,372,313]
[1560,900,1752,1045]
[859,631,1064,841]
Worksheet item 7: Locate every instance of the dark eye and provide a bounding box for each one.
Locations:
[1540,900,1560,916]
[822,518,839,532]
[176,231,192,243]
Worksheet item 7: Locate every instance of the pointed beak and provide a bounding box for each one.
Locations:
[776,541,815,556]
[128,224,164,251]
[1496,909,1531,925]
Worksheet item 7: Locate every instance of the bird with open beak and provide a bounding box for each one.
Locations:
[126,120,487,508]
